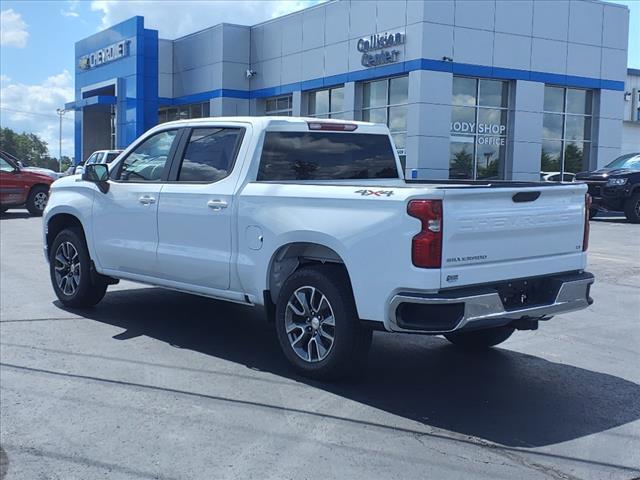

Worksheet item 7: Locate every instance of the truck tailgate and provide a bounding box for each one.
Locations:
[440,184,587,288]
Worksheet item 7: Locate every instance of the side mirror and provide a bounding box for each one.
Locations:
[82,164,110,193]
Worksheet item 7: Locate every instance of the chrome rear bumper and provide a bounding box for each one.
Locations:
[388,271,594,334]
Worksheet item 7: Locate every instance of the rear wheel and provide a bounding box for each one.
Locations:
[623,193,640,223]
[275,265,372,380]
[444,326,515,349]
[26,185,49,216]
[49,228,107,308]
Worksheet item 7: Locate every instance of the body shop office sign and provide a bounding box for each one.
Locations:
[451,121,507,145]
[358,31,404,67]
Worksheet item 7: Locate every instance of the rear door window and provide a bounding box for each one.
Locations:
[175,127,243,182]
[257,132,399,181]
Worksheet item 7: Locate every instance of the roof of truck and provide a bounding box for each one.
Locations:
[154,116,390,134]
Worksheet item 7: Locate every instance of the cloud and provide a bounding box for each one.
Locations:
[0,71,75,158]
[61,0,80,18]
[89,0,325,39]
[1,9,29,48]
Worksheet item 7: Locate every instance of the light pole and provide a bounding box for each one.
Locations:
[55,108,66,172]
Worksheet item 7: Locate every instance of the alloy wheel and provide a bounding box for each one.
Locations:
[34,191,48,211]
[284,286,335,363]
[54,241,81,296]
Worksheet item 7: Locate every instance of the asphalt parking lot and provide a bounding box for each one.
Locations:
[0,211,638,480]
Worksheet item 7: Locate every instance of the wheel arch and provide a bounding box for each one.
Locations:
[46,212,86,258]
[265,241,354,310]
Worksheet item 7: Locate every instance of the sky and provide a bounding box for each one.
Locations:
[0,0,638,160]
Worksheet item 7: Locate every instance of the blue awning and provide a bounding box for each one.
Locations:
[65,95,117,111]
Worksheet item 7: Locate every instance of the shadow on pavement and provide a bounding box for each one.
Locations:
[0,211,31,220]
[55,286,640,449]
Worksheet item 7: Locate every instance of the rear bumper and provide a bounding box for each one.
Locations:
[387,271,594,334]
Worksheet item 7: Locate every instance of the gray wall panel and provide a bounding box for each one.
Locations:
[602,4,630,50]
[262,21,283,60]
[376,0,407,32]
[409,0,454,25]
[324,41,349,77]
[405,22,453,62]
[222,25,250,64]
[567,43,601,78]
[282,16,303,56]
[600,47,627,81]
[349,1,377,38]
[453,27,493,65]
[531,37,567,75]
[493,33,532,71]
[281,53,303,85]
[533,0,569,42]
[495,0,534,36]
[301,47,325,81]
[324,1,349,44]
[303,7,325,51]
[454,0,495,31]
[568,0,603,46]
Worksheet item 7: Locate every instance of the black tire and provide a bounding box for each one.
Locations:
[444,325,515,349]
[49,228,107,308]
[623,193,640,223]
[275,264,372,380]
[588,207,598,220]
[0,207,7,214]
[26,185,49,216]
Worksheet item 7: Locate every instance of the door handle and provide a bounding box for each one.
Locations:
[207,199,228,211]
[138,195,156,205]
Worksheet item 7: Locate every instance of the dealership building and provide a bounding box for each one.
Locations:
[67,0,631,180]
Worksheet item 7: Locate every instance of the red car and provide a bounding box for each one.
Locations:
[1,151,54,216]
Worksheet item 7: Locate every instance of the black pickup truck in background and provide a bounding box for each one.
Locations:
[575,153,640,223]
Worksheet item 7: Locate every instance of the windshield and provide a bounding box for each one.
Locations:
[605,153,640,170]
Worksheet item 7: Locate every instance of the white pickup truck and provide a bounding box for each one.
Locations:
[43,117,594,378]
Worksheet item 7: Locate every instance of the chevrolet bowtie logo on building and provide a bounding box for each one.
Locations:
[78,40,130,71]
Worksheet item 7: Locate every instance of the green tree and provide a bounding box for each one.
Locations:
[0,127,70,170]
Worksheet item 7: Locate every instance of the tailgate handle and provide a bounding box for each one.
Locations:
[512,191,541,203]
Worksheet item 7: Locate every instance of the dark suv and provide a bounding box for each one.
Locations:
[575,153,640,223]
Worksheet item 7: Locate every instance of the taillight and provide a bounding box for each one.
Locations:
[583,193,591,251]
[407,199,442,268]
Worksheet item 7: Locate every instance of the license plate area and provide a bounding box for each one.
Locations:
[494,276,562,311]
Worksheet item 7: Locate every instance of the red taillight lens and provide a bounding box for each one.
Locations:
[583,193,591,251]
[408,199,442,268]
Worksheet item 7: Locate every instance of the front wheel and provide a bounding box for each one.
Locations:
[275,265,372,380]
[444,326,515,349]
[49,228,107,308]
[26,185,49,216]
[623,193,640,223]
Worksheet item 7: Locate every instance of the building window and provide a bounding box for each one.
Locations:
[542,86,593,176]
[362,76,408,167]
[308,86,346,119]
[158,102,210,124]
[265,95,293,116]
[450,77,509,180]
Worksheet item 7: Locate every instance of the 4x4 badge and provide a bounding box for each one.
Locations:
[354,189,394,197]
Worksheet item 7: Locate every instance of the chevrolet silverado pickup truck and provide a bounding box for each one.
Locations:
[43,117,594,378]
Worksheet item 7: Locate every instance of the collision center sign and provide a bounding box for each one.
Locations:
[357,31,405,68]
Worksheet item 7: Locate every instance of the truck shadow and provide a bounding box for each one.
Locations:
[56,286,640,449]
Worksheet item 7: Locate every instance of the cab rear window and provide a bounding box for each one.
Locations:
[257,132,399,181]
